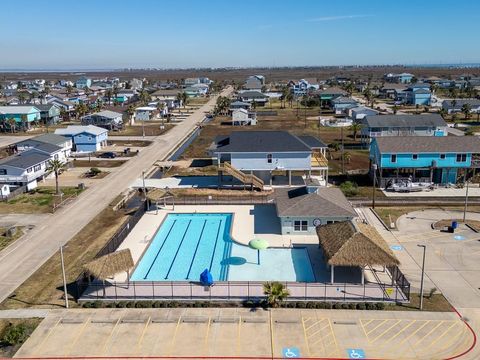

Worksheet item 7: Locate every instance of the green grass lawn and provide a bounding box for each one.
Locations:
[0,187,83,214]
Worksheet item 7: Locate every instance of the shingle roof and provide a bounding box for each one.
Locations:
[55,125,107,136]
[32,133,70,146]
[363,114,447,128]
[0,150,50,169]
[238,91,267,99]
[374,136,480,153]
[0,106,39,114]
[27,142,62,155]
[274,187,357,218]
[443,99,480,109]
[92,110,123,119]
[213,131,312,153]
[297,135,327,149]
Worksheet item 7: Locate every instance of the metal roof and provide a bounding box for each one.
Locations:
[55,125,107,136]
[0,150,50,169]
[0,106,40,114]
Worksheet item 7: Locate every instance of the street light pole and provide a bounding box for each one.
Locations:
[60,245,69,308]
[142,170,149,211]
[372,163,377,209]
[463,180,469,223]
[417,244,426,310]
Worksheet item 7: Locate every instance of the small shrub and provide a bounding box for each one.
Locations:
[285,302,295,308]
[296,302,306,309]
[105,302,116,308]
[348,303,357,310]
[306,302,316,309]
[168,301,178,308]
[376,302,385,310]
[339,181,359,197]
[356,303,366,310]
[341,303,349,309]
[125,301,135,308]
[324,302,333,309]
[315,302,325,309]
[428,287,437,299]
[92,301,103,308]
[82,301,94,308]
[365,302,375,310]
[332,303,342,309]
[135,301,149,308]
[201,301,210,308]
[2,323,28,346]
[89,167,101,176]
[116,301,127,308]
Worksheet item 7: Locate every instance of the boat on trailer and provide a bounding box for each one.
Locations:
[390,180,434,193]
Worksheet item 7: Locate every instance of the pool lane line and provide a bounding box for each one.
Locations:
[208,220,223,273]
[185,220,207,279]
[143,219,177,280]
[165,220,192,280]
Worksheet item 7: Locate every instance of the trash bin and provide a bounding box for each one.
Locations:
[448,226,454,233]
[452,221,458,229]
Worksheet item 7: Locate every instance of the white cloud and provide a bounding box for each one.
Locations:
[307,14,372,22]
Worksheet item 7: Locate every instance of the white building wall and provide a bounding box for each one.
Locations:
[231,152,311,171]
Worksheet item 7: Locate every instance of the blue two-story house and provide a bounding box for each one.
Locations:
[55,125,108,152]
[370,136,480,187]
[210,131,329,188]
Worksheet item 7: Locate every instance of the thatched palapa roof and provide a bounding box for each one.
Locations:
[83,249,134,280]
[316,221,399,267]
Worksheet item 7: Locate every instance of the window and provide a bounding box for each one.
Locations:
[294,220,308,232]
[390,154,397,163]
[267,153,273,164]
[27,167,33,173]
[34,165,41,172]
[440,154,446,160]
[54,154,59,160]
[412,154,418,160]
[456,154,467,162]
[327,220,336,224]
[0,169,6,175]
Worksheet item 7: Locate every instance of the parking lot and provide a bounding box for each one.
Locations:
[16,308,473,359]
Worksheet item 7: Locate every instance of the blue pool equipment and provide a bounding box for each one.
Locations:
[452,221,458,229]
[200,268,214,286]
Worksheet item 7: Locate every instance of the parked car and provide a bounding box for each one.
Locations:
[99,152,116,159]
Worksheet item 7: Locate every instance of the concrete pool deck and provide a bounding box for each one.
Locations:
[112,205,381,285]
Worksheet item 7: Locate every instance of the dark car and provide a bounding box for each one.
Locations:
[99,152,117,159]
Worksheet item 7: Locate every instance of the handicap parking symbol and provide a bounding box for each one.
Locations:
[391,245,403,251]
[282,347,300,358]
[347,348,366,359]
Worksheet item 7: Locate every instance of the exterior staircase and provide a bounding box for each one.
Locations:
[220,162,264,191]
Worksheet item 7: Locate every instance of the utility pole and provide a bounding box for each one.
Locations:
[372,163,377,209]
[463,180,469,222]
[142,170,149,211]
[341,126,345,174]
[417,244,427,310]
[60,246,69,308]
[142,120,145,138]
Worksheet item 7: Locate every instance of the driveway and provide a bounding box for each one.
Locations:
[0,135,33,148]
[0,86,234,304]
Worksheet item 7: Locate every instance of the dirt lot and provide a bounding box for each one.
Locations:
[72,159,127,168]
[115,123,173,137]
[107,139,152,147]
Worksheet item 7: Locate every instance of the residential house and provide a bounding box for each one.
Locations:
[34,104,61,125]
[244,75,265,90]
[274,186,357,235]
[290,79,320,96]
[184,78,201,87]
[229,101,251,113]
[15,133,72,160]
[0,106,41,130]
[314,87,347,106]
[231,109,257,126]
[396,84,432,106]
[361,114,448,144]
[210,131,329,187]
[55,125,108,152]
[331,96,358,115]
[379,84,407,99]
[134,107,157,121]
[369,136,480,187]
[384,73,414,84]
[185,84,208,97]
[81,110,123,130]
[129,78,143,90]
[237,91,269,107]
[151,89,181,108]
[442,99,480,114]
[75,77,92,89]
[46,97,75,113]
[0,151,52,190]
[349,106,379,121]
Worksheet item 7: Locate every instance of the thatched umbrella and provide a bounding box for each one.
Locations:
[83,249,134,296]
[316,221,399,284]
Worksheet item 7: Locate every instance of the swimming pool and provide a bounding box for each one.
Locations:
[130,213,315,282]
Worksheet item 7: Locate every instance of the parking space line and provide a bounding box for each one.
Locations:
[169,317,181,356]
[413,321,445,346]
[371,320,401,343]
[361,319,375,328]
[101,318,121,355]
[327,319,339,356]
[307,322,331,339]
[434,324,467,354]
[393,320,430,348]
[64,315,92,356]
[136,317,151,352]
[236,316,241,356]
[269,311,274,357]
[381,319,417,345]
[423,321,459,350]
[365,319,389,336]
[204,317,211,352]
[301,317,312,357]
[35,317,62,354]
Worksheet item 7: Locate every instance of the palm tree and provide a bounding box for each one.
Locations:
[363,87,374,107]
[105,89,113,104]
[47,159,66,195]
[66,85,73,96]
[20,114,28,131]
[462,103,472,119]
[344,81,355,96]
[263,281,289,308]
[7,117,16,133]
[343,151,352,164]
[349,122,362,141]
[181,92,188,108]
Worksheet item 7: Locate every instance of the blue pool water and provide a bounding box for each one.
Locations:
[130,213,315,282]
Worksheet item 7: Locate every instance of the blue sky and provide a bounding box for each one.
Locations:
[1,0,479,69]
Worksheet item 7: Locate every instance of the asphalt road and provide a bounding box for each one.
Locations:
[0,87,233,303]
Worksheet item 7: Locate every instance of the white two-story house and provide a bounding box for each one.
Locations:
[210,131,328,188]
[0,151,52,190]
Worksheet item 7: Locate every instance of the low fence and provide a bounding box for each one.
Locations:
[95,200,146,258]
[0,185,27,201]
[157,194,273,206]
[77,280,409,303]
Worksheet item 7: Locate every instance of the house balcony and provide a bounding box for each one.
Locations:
[311,153,328,169]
